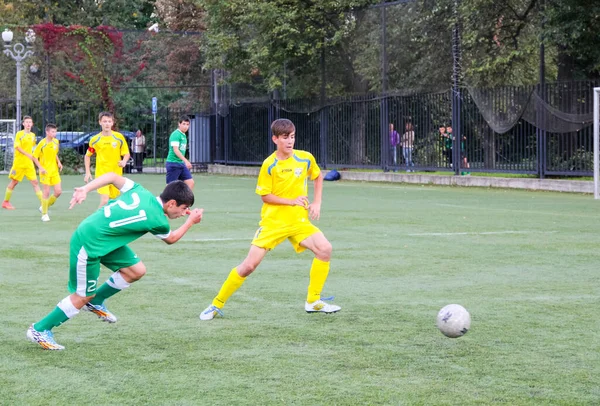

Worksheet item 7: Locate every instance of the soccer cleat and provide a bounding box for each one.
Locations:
[83,302,117,323]
[38,206,42,213]
[41,214,50,222]
[2,201,15,210]
[27,324,64,350]
[305,299,341,314]
[199,305,224,321]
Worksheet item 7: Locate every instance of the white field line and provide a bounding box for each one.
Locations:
[435,203,600,219]
[408,230,557,236]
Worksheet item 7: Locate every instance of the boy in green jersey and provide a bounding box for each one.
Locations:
[27,172,203,350]
[165,115,194,190]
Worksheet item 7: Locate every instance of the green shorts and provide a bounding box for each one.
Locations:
[68,235,140,297]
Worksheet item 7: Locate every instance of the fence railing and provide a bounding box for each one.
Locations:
[216,81,598,177]
[1,80,597,178]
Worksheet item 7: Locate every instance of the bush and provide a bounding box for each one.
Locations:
[58,148,84,174]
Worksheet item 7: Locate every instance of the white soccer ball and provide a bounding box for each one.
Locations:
[436,304,471,338]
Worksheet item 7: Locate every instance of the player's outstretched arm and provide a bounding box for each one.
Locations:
[70,172,127,208]
[163,208,203,244]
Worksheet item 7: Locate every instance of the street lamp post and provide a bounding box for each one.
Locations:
[2,28,35,126]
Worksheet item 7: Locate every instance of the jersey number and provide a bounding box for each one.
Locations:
[103,192,148,228]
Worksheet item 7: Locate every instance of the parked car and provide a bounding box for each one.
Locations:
[61,130,136,155]
[55,131,84,143]
[0,135,14,154]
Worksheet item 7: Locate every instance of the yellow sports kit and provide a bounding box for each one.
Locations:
[253,149,321,252]
[34,138,61,186]
[9,130,37,182]
[86,132,130,198]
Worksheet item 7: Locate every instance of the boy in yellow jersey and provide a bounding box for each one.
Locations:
[33,123,63,222]
[2,116,45,210]
[84,112,130,207]
[200,118,340,321]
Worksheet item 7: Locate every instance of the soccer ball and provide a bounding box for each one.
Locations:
[436,304,471,338]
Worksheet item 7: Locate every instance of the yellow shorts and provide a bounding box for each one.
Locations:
[98,184,121,199]
[40,172,61,186]
[252,220,321,253]
[9,166,37,182]
[96,168,122,198]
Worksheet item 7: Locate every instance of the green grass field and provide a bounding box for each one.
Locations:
[1,174,599,405]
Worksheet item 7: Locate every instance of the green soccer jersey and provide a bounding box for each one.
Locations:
[73,180,171,258]
[166,129,188,163]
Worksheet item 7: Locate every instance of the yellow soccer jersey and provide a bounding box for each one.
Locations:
[12,130,37,168]
[33,138,60,176]
[255,149,320,225]
[86,132,130,174]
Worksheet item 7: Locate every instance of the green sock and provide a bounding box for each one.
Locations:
[89,283,121,305]
[34,306,69,331]
[89,272,130,305]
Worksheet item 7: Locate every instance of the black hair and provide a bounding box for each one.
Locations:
[179,115,191,124]
[46,123,57,130]
[160,181,194,206]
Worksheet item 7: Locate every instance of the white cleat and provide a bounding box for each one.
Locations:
[27,324,65,350]
[305,299,341,313]
[41,214,50,222]
[199,305,224,321]
[83,302,117,323]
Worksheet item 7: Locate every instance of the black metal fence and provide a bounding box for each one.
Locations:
[1,80,597,178]
[216,81,598,178]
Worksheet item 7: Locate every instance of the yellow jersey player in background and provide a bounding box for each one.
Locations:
[200,118,341,321]
[2,116,46,210]
[84,111,130,207]
[33,123,63,222]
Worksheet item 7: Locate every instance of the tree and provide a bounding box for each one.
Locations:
[543,0,600,81]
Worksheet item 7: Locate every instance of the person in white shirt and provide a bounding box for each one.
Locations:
[132,129,146,173]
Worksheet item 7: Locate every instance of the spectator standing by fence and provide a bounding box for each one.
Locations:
[132,129,146,173]
[389,123,400,171]
[440,126,452,167]
[401,122,415,172]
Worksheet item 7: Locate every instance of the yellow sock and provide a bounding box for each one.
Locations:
[48,195,57,207]
[212,268,246,308]
[35,190,43,203]
[4,188,12,202]
[42,198,49,215]
[307,258,330,303]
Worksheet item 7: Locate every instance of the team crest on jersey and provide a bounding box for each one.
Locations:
[112,142,117,148]
[294,167,303,177]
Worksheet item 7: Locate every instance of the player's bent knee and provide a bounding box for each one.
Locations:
[121,264,147,281]
[315,241,332,261]
[238,261,259,276]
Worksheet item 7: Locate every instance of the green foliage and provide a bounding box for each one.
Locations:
[550,148,593,172]
[58,147,83,174]
[543,0,600,79]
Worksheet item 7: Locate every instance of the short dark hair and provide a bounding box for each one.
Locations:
[271,118,295,137]
[23,116,33,122]
[45,123,57,131]
[179,115,191,124]
[98,111,113,121]
[160,180,194,206]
